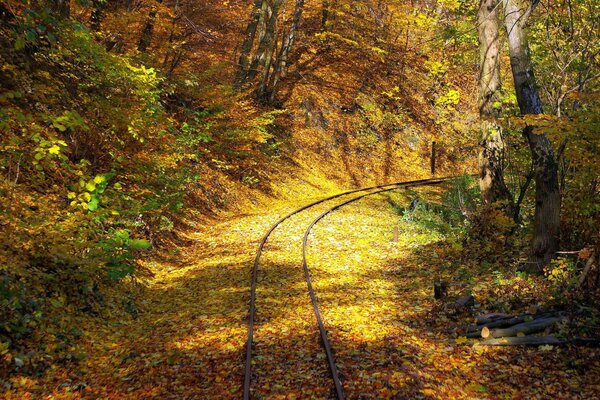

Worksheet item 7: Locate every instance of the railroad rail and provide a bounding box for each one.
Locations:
[244,176,455,400]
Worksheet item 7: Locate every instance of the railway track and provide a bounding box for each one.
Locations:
[244,176,455,399]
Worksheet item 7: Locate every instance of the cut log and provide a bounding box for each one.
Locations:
[469,316,527,332]
[477,336,600,347]
[482,316,565,338]
[454,295,474,308]
[478,336,564,346]
[475,313,512,325]
[469,312,559,334]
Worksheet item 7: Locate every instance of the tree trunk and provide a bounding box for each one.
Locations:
[477,0,513,209]
[268,0,305,103]
[245,0,283,84]
[234,0,264,88]
[257,29,279,100]
[138,0,162,52]
[504,0,560,267]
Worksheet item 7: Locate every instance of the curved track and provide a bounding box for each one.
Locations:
[244,177,454,399]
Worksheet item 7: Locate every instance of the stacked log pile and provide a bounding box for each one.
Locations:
[464,311,599,346]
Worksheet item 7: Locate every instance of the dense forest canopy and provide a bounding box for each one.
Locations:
[0,0,598,398]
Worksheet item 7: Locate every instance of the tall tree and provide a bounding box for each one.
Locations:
[244,0,283,84]
[477,0,513,208]
[266,0,305,102]
[235,0,264,88]
[504,0,560,266]
[234,0,305,103]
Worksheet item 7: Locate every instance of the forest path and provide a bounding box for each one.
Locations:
[7,189,600,399]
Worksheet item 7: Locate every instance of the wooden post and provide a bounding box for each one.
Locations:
[430,141,436,175]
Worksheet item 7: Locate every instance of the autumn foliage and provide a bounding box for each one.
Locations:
[0,0,599,397]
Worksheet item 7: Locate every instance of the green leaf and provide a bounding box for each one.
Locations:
[129,239,152,250]
[114,230,130,241]
[87,196,100,211]
[52,121,67,132]
[14,37,25,51]
[107,263,135,280]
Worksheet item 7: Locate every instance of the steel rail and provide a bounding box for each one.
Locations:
[244,176,455,400]
[300,177,452,399]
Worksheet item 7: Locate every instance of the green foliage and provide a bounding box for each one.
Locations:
[100,230,152,280]
[544,257,577,304]
[442,175,480,222]
[0,276,42,344]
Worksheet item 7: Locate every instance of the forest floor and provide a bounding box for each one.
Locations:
[3,187,600,399]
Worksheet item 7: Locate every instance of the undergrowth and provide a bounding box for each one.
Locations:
[0,11,280,374]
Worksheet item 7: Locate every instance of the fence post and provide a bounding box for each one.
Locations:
[431,141,436,175]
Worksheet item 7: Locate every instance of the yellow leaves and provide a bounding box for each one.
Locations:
[455,336,468,344]
[0,341,9,355]
[47,144,61,155]
[425,60,448,77]
[466,382,488,393]
[438,0,460,11]
[435,88,461,108]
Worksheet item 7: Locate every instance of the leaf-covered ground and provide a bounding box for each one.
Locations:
[3,188,600,399]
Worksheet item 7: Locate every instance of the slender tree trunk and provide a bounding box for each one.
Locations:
[268,0,305,102]
[257,31,278,100]
[477,0,513,208]
[235,0,264,87]
[138,0,162,52]
[245,0,283,84]
[504,0,560,267]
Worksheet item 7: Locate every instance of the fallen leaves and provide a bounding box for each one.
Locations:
[2,190,600,399]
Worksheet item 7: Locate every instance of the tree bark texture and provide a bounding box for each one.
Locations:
[234,0,305,104]
[504,0,560,266]
[235,0,264,87]
[477,0,513,208]
[268,0,305,102]
[245,0,283,84]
